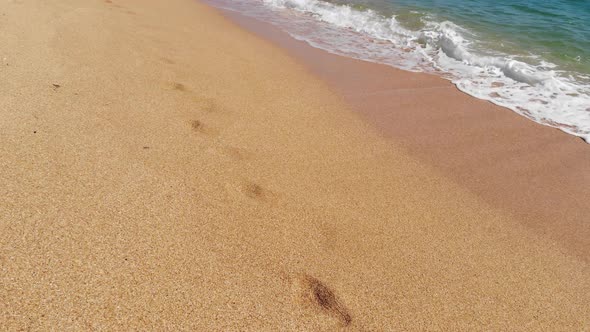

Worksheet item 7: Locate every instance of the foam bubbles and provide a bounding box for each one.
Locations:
[210,0,590,142]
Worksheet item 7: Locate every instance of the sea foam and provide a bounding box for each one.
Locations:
[210,0,590,142]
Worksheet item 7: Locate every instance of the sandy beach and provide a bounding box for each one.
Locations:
[224,11,590,263]
[1,0,589,330]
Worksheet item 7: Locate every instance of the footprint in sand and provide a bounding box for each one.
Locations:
[243,182,266,200]
[160,57,175,65]
[187,119,219,137]
[292,274,352,327]
[168,87,228,137]
[168,85,227,116]
[236,180,281,204]
[221,180,276,205]
[104,0,125,9]
[172,82,186,92]
[190,119,203,131]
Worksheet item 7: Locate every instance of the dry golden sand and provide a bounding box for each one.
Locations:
[1,0,589,330]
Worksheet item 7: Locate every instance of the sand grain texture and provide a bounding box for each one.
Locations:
[1,0,589,330]
[223,11,590,264]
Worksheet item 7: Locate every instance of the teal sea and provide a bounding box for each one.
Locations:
[344,0,590,75]
[209,0,590,141]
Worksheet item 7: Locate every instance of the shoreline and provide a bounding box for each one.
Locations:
[1,0,589,329]
[213,5,590,263]
[213,0,590,144]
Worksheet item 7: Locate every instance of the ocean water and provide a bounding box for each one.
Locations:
[208,0,590,142]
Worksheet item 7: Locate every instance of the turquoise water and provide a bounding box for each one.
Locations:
[209,0,590,141]
[361,0,590,75]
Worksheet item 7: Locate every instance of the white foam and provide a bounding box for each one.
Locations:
[210,0,590,142]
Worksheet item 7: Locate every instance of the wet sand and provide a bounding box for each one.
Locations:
[1,0,589,330]
[223,10,590,263]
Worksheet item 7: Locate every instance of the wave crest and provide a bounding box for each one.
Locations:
[217,0,590,141]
